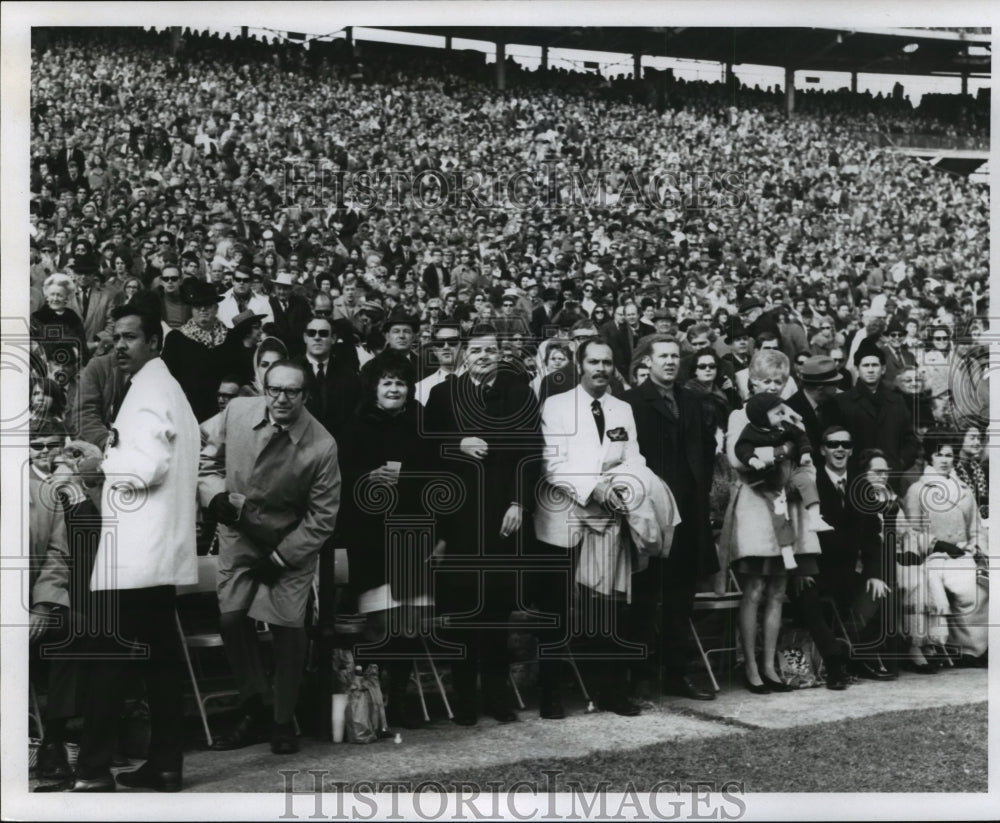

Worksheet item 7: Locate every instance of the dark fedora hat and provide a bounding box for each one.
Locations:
[800,354,843,385]
[180,278,224,307]
[382,307,420,333]
[724,318,751,344]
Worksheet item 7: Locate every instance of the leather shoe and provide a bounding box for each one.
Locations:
[488,705,518,724]
[211,713,267,751]
[451,708,478,726]
[270,722,299,755]
[597,695,642,717]
[539,694,566,720]
[850,661,898,681]
[116,763,182,792]
[35,741,72,780]
[661,675,716,701]
[742,671,771,695]
[760,673,794,693]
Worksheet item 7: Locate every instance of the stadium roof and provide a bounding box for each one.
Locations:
[379,27,991,77]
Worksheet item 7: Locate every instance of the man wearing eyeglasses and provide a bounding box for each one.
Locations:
[217,265,274,329]
[199,360,340,755]
[879,319,916,389]
[786,355,843,457]
[414,321,462,405]
[295,315,360,440]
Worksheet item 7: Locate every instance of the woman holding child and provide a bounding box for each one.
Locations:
[721,350,825,694]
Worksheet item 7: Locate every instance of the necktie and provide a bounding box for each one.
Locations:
[591,399,605,442]
[82,288,90,315]
[836,477,846,502]
[662,390,678,420]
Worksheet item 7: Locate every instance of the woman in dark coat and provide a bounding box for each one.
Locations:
[336,350,433,728]
[32,274,88,367]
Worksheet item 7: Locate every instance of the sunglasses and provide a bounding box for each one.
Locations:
[823,440,853,449]
[888,332,904,338]
[160,276,180,282]
[696,363,716,370]
[433,338,460,348]
[233,276,250,283]
[29,439,63,451]
[304,329,331,338]
[933,335,949,341]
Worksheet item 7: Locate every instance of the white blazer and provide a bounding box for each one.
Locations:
[92,357,200,590]
[217,290,275,329]
[533,385,647,548]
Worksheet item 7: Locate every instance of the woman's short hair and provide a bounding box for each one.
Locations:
[748,349,790,383]
[359,349,416,409]
[855,447,888,473]
[922,429,959,462]
[43,273,75,295]
[544,342,572,366]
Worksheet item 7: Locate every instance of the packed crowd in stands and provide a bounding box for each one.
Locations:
[27,27,989,790]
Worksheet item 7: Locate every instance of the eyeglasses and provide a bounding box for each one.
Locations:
[233,276,250,283]
[29,439,63,451]
[888,332,904,338]
[433,338,460,348]
[304,329,331,338]
[160,276,180,283]
[696,363,716,370]
[820,326,832,331]
[823,440,853,449]
[933,335,949,341]
[264,386,304,399]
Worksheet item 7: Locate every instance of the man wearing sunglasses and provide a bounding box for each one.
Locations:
[786,355,843,458]
[295,316,360,441]
[217,265,274,330]
[414,321,462,406]
[880,319,916,389]
[199,360,340,756]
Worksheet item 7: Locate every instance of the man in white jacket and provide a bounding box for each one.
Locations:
[533,337,648,719]
[55,301,199,793]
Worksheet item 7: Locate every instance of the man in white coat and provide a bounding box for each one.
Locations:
[533,337,647,718]
[57,301,199,792]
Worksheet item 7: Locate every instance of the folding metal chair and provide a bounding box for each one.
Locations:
[689,569,743,692]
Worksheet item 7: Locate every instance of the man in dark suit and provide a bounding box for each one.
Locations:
[786,355,842,456]
[622,334,718,700]
[422,323,543,726]
[810,427,895,680]
[530,288,559,342]
[879,319,916,389]
[822,339,919,479]
[422,248,450,297]
[268,272,311,357]
[600,303,641,378]
[294,316,360,442]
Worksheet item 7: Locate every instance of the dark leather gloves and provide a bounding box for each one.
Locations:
[934,540,966,558]
[210,492,241,526]
[246,555,284,586]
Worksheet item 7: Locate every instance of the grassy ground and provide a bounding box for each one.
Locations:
[400,703,988,793]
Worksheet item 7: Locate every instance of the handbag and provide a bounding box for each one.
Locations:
[345,664,388,743]
[775,628,825,689]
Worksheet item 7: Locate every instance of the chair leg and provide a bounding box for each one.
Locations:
[689,617,721,693]
[175,611,213,748]
[508,668,525,710]
[565,648,592,703]
[421,637,453,719]
[412,660,430,722]
[29,680,44,740]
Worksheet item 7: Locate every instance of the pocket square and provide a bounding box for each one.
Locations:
[606,427,628,442]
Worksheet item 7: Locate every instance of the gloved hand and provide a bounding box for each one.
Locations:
[934,540,966,558]
[246,554,284,586]
[210,492,241,526]
[896,550,923,567]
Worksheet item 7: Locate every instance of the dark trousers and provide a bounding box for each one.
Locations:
[31,606,84,735]
[77,586,183,778]
[526,540,575,695]
[786,578,843,661]
[629,556,699,680]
